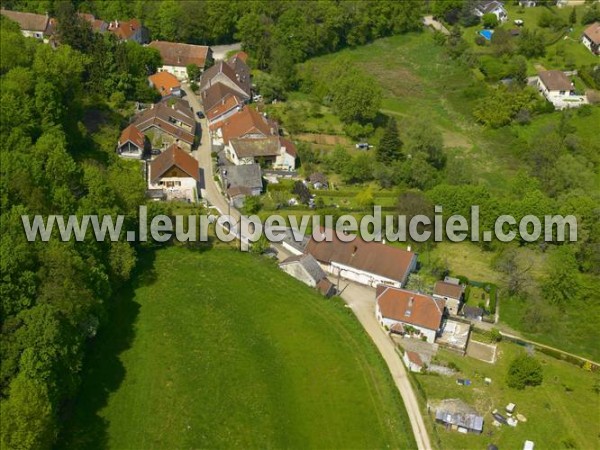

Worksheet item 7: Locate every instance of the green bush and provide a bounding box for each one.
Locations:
[507,354,543,389]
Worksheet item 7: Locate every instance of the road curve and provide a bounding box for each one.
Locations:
[183,83,432,449]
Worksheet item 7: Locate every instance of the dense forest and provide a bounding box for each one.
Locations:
[0,15,149,448]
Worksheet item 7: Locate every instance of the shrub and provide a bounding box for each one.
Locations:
[507,354,543,389]
[482,13,499,29]
[475,35,487,46]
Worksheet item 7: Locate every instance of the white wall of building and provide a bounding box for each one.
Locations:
[375,303,438,343]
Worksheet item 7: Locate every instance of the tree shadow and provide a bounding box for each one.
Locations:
[57,250,157,449]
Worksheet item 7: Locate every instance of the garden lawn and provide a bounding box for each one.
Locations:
[415,341,600,449]
[60,246,415,449]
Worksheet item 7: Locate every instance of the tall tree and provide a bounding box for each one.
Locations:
[377,117,402,163]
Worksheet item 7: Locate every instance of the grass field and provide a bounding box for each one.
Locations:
[59,246,415,449]
[415,339,600,449]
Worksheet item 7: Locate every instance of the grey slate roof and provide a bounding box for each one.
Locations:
[435,410,484,432]
[280,254,327,284]
[222,163,263,191]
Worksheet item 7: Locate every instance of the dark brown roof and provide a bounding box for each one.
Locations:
[433,281,464,300]
[305,230,416,284]
[583,22,600,45]
[280,138,297,158]
[226,54,251,95]
[150,144,199,183]
[119,124,144,148]
[201,82,244,112]
[149,40,210,68]
[200,61,250,96]
[230,137,280,158]
[317,278,335,297]
[1,9,49,32]
[538,70,573,91]
[377,287,445,331]
[133,98,196,145]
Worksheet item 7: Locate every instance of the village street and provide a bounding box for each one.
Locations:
[340,281,433,450]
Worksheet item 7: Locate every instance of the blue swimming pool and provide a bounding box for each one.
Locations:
[479,29,494,40]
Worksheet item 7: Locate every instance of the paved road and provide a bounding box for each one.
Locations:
[340,281,432,450]
[183,83,431,448]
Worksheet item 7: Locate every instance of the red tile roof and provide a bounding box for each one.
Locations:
[377,287,445,331]
[107,19,143,40]
[148,71,181,97]
[306,230,416,284]
[231,51,248,63]
[433,281,464,300]
[206,94,242,121]
[280,138,297,158]
[119,124,144,149]
[150,144,199,183]
[149,40,210,68]
[406,351,423,366]
[213,107,275,143]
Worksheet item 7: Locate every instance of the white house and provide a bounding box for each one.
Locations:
[148,144,200,202]
[537,70,587,110]
[376,286,445,343]
[473,1,508,23]
[149,41,212,81]
[305,230,417,289]
[582,22,600,56]
[225,137,296,171]
[1,9,50,39]
[433,277,465,316]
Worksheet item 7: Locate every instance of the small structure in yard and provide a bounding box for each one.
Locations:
[523,440,535,450]
[279,254,335,297]
[433,399,484,434]
[308,172,328,189]
[582,22,600,56]
[376,286,445,343]
[437,319,470,354]
[536,70,587,110]
[506,402,516,414]
[402,351,425,373]
[462,305,484,321]
[117,124,146,159]
[492,411,508,425]
[456,378,471,386]
[433,277,465,315]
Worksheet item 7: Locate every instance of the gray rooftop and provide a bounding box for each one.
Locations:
[435,410,484,432]
[222,164,263,191]
[280,254,327,284]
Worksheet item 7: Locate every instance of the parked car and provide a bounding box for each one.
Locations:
[253,94,263,102]
[196,111,205,119]
[356,142,370,150]
[150,149,161,156]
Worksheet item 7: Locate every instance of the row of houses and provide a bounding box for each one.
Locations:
[0,9,215,82]
[191,51,298,207]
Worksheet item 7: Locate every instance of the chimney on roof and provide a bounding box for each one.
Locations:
[405,297,414,317]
